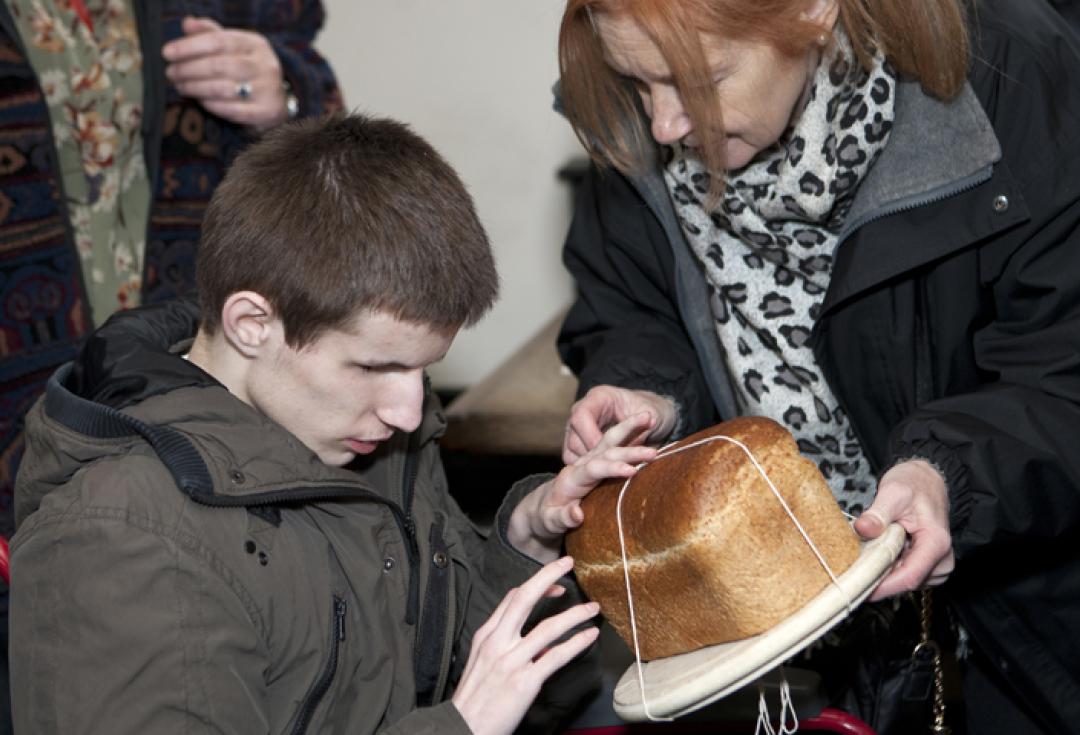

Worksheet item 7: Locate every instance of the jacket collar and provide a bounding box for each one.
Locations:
[622,78,1012,267]
[821,80,1029,313]
[839,79,1001,238]
[33,301,445,508]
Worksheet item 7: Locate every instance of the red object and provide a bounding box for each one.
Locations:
[801,707,877,734]
[70,0,94,33]
[0,536,9,586]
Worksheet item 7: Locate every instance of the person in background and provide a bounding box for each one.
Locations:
[0,2,341,731]
[10,112,645,734]
[0,0,342,539]
[553,0,1080,732]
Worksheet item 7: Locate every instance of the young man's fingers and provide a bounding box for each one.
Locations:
[587,458,640,482]
[576,445,655,480]
[529,626,601,681]
[541,500,584,536]
[565,501,584,528]
[473,585,519,644]
[517,601,600,662]
[542,584,567,599]
[558,459,634,498]
[495,557,575,633]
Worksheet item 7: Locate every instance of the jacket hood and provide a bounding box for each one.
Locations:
[17,300,446,524]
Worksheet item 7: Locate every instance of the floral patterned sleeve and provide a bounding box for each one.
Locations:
[9,0,151,323]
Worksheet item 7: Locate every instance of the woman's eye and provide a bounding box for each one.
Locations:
[622,75,649,95]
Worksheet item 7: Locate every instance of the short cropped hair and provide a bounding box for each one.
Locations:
[197,112,498,347]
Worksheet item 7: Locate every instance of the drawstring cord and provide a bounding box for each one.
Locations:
[615,434,851,724]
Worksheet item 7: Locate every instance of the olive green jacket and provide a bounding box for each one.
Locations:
[10,301,588,734]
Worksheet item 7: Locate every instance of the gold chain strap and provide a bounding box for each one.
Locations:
[913,589,950,734]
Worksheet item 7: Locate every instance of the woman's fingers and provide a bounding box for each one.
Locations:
[166,52,259,84]
[562,423,592,464]
[870,527,954,600]
[162,20,286,129]
[563,401,606,461]
[592,412,654,453]
[861,460,954,601]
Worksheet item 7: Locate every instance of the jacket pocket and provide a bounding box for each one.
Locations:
[291,595,347,735]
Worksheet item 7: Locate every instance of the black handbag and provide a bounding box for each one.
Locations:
[803,590,950,734]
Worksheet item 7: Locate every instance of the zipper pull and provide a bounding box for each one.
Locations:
[335,598,347,642]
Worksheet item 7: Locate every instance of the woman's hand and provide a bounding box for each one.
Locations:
[451,556,601,735]
[855,459,955,601]
[163,17,288,130]
[563,385,677,464]
[511,413,657,563]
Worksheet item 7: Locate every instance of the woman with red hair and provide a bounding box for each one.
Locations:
[554,1,1080,732]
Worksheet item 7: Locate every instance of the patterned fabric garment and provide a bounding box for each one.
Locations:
[7,0,149,325]
[665,32,896,512]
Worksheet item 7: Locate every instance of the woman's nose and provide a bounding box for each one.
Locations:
[649,86,693,145]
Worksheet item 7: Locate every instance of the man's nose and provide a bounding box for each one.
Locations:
[378,371,425,434]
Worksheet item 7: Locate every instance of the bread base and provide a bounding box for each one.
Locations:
[612,522,906,721]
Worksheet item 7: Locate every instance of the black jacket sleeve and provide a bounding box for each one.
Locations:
[558,165,719,435]
[886,1,1080,555]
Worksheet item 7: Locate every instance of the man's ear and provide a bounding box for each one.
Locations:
[802,0,840,33]
[220,291,278,358]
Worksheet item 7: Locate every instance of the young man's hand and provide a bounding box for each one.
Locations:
[451,557,600,735]
[509,413,657,563]
[563,386,677,464]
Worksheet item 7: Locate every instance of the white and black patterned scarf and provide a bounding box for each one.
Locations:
[665,31,896,512]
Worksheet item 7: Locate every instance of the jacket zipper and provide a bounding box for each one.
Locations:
[290,596,347,735]
[833,164,994,251]
[811,168,995,474]
[401,432,421,625]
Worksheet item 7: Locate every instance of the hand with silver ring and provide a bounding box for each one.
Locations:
[163,16,288,129]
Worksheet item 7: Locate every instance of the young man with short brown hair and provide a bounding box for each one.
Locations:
[9,113,653,735]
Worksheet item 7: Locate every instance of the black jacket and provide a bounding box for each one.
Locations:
[557,0,1080,730]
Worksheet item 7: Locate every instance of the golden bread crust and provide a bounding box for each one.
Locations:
[565,416,860,660]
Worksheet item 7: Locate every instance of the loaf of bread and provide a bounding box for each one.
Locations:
[565,416,860,660]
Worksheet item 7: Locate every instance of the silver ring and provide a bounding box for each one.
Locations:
[235,81,253,100]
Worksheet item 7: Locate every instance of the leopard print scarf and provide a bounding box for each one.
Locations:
[665,32,896,512]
